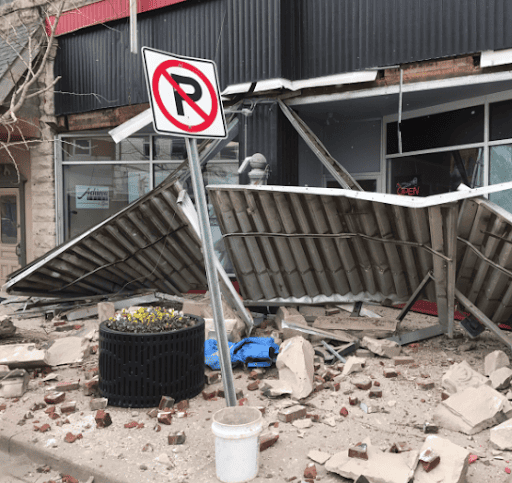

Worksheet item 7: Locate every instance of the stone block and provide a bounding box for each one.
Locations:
[278,405,307,423]
[490,418,512,450]
[490,367,512,390]
[433,385,510,435]
[277,336,315,399]
[484,350,510,376]
[413,436,469,483]
[362,336,401,358]
[441,360,490,395]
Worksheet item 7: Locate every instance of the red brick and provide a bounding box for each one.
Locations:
[260,433,279,451]
[390,442,412,453]
[373,381,381,387]
[278,405,307,423]
[159,396,175,410]
[62,476,79,483]
[256,406,266,415]
[124,421,139,429]
[354,381,372,390]
[157,412,173,425]
[349,443,368,460]
[249,370,265,380]
[247,381,260,391]
[60,401,77,414]
[339,407,349,417]
[383,368,398,378]
[441,392,450,401]
[49,412,60,420]
[45,406,55,414]
[306,413,320,422]
[314,375,325,384]
[64,432,82,443]
[168,431,186,445]
[393,356,415,365]
[313,382,325,393]
[153,424,162,432]
[369,390,382,398]
[238,398,248,406]
[304,464,317,479]
[218,388,244,400]
[95,410,112,428]
[205,371,221,384]
[0,404,6,411]
[176,400,189,410]
[44,392,65,404]
[83,378,99,396]
[417,380,435,390]
[349,397,359,406]
[202,389,218,400]
[39,423,51,433]
[30,402,46,411]
[420,449,441,473]
[56,381,80,392]
[147,408,159,418]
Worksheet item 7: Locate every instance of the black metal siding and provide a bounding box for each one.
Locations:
[298,0,512,78]
[55,0,512,115]
[55,0,283,115]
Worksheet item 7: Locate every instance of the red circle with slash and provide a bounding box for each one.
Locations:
[152,60,218,133]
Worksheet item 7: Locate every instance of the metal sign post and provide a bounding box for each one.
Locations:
[142,47,236,406]
[186,137,236,406]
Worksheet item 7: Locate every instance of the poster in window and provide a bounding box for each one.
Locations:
[76,186,109,209]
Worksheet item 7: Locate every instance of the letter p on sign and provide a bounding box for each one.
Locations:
[142,47,227,139]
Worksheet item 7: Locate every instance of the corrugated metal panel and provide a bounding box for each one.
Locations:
[456,197,512,326]
[55,0,282,115]
[4,175,207,297]
[209,183,512,334]
[298,0,512,79]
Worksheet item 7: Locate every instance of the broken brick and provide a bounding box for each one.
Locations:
[304,464,317,479]
[417,380,435,390]
[154,424,162,432]
[238,398,248,406]
[56,381,80,392]
[60,401,77,414]
[441,392,450,401]
[0,404,6,411]
[354,380,372,391]
[260,433,279,451]
[176,400,189,411]
[390,442,412,453]
[306,413,320,422]
[147,408,159,418]
[218,388,244,400]
[158,396,175,410]
[256,406,266,415]
[205,371,221,385]
[278,405,307,423]
[168,431,186,445]
[249,369,265,380]
[157,412,173,425]
[64,432,82,443]
[393,356,415,365]
[339,407,349,417]
[124,421,139,429]
[383,368,398,378]
[38,423,51,433]
[30,402,47,411]
[373,381,380,387]
[349,397,359,406]
[83,378,99,396]
[348,443,368,460]
[44,392,65,404]
[62,476,79,483]
[369,390,382,398]
[419,449,441,473]
[95,410,112,428]
[202,389,218,400]
[247,381,260,391]
[48,412,60,420]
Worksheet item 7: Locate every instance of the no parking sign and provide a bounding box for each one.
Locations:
[142,47,227,139]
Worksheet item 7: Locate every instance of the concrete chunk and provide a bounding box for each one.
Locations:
[0,344,46,368]
[342,356,366,376]
[325,438,419,483]
[362,337,401,358]
[44,337,87,366]
[489,366,512,390]
[276,336,314,399]
[490,418,512,450]
[484,350,510,376]
[308,449,332,465]
[433,385,510,435]
[441,360,490,395]
[413,436,469,483]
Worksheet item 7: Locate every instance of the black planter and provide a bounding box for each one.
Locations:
[99,315,205,408]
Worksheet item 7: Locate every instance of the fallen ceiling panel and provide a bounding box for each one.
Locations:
[4,175,207,297]
[208,182,512,336]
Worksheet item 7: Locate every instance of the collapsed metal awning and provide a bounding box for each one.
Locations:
[209,182,512,343]
[5,175,206,297]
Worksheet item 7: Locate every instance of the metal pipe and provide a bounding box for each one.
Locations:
[185,138,237,407]
[321,340,346,363]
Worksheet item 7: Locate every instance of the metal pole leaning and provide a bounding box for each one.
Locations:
[185,137,237,407]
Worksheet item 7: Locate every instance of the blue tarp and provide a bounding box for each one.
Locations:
[205,337,280,370]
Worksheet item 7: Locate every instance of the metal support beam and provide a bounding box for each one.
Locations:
[388,324,445,346]
[455,288,512,351]
[186,138,236,407]
[277,99,362,191]
[397,271,433,323]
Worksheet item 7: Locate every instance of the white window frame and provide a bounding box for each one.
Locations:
[382,88,512,194]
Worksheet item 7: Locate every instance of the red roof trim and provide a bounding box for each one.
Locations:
[46,0,187,37]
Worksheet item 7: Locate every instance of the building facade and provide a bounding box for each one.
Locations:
[3,0,512,285]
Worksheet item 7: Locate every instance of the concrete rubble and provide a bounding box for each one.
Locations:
[362,336,401,358]
[490,418,512,450]
[441,360,490,394]
[484,350,510,376]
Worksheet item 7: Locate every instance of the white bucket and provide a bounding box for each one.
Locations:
[211,406,263,482]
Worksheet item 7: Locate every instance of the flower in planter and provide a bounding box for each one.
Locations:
[104,307,196,333]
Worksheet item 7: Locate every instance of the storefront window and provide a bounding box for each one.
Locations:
[59,134,239,274]
[1,195,17,244]
[490,145,512,213]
